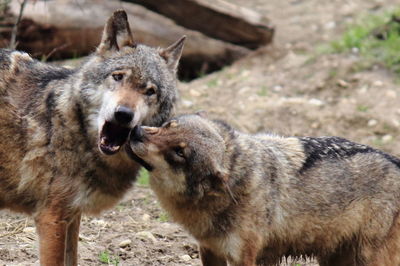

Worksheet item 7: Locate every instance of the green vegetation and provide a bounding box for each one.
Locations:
[356,104,369,112]
[207,78,219,88]
[328,68,338,79]
[157,212,169,222]
[330,9,400,74]
[373,137,385,147]
[98,251,119,265]
[257,85,269,97]
[137,168,149,187]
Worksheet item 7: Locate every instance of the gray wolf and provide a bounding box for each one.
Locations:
[0,10,184,265]
[128,113,400,266]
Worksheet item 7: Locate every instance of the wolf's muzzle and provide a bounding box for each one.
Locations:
[130,125,144,142]
[114,105,134,125]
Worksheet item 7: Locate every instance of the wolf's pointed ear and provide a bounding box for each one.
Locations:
[214,169,238,204]
[159,36,186,73]
[97,10,135,55]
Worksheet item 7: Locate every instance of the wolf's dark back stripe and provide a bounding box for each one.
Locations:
[213,119,233,133]
[383,153,400,169]
[299,137,376,173]
[21,66,73,116]
[36,67,74,88]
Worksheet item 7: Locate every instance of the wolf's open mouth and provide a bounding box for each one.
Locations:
[99,121,131,155]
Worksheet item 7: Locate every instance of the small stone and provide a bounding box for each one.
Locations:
[386,90,397,98]
[141,214,151,222]
[325,21,336,29]
[180,255,192,261]
[351,47,359,54]
[90,219,106,226]
[240,70,250,78]
[382,135,393,143]
[189,89,201,97]
[79,234,91,241]
[311,122,319,129]
[367,119,378,127]
[358,86,368,94]
[136,231,157,243]
[119,239,132,248]
[373,80,383,87]
[311,24,318,31]
[181,99,193,107]
[238,86,250,94]
[273,85,282,92]
[337,79,349,88]
[308,98,325,106]
[23,227,35,233]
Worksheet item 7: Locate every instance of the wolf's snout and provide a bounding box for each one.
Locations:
[114,105,134,124]
[131,126,144,142]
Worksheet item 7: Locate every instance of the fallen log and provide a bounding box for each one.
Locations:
[3,0,249,79]
[124,0,274,49]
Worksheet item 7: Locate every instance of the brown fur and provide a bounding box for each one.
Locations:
[0,10,184,265]
[128,113,400,266]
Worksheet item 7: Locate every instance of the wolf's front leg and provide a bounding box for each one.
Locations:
[200,246,227,266]
[35,207,69,266]
[65,213,81,266]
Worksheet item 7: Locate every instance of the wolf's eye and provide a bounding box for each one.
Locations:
[112,73,124,81]
[174,147,185,158]
[145,88,156,96]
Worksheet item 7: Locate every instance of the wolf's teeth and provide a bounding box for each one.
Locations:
[110,145,120,151]
[100,138,106,145]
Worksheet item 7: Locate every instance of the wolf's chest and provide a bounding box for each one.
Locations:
[69,162,138,214]
[71,182,126,215]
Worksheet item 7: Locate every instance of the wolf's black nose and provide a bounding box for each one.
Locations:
[115,106,134,124]
[130,125,144,142]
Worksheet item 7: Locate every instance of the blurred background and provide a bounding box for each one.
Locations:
[1,0,400,265]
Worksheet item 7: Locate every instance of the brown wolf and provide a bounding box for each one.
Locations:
[128,113,400,266]
[0,10,184,265]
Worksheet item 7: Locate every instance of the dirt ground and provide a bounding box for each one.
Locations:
[2,0,400,265]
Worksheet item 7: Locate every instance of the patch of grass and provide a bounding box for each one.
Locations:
[224,70,235,80]
[330,9,400,74]
[99,251,119,265]
[257,85,268,97]
[373,137,385,147]
[137,168,149,187]
[303,54,318,65]
[116,204,124,211]
[328,68,338,79]
[349,60,374,73]
[207,78,218,88]
[382,122,396,133]
[357,104,369,112]
[157,212,169,222]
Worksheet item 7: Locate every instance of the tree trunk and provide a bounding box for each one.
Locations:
[124,0,274,49]
[3,0,249,79]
